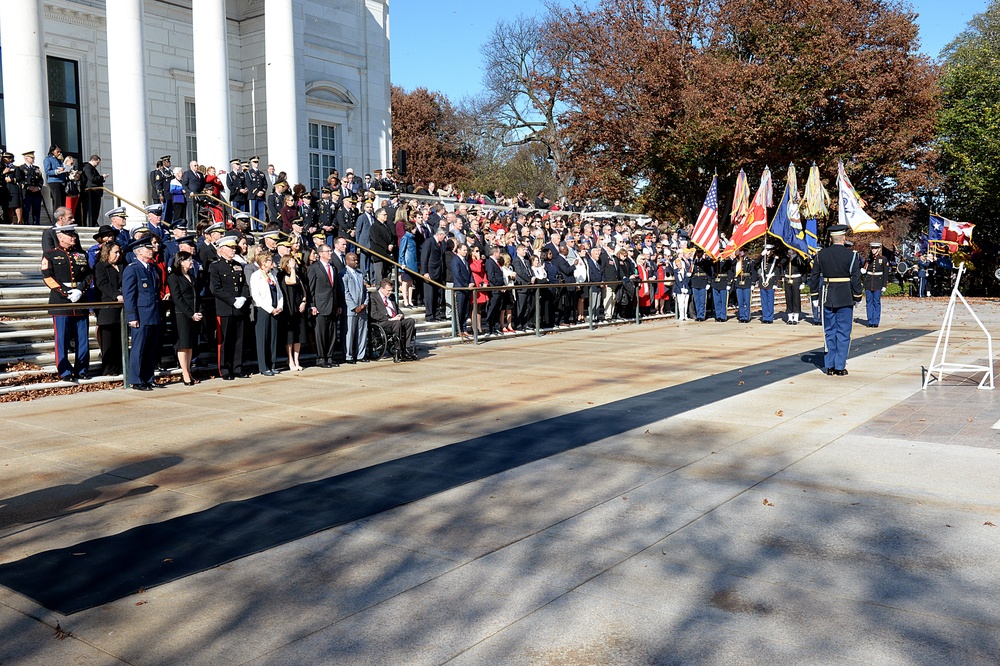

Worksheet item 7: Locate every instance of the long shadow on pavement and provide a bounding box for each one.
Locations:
[0,328,927,614]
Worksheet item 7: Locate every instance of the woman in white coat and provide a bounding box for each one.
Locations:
[250,253,284,376]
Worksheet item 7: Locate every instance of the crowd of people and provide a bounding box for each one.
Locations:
[27,147,910,388]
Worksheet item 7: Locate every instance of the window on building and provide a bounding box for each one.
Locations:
[308,122,338,190]
[47,57,81,157]
[185,99,198,163]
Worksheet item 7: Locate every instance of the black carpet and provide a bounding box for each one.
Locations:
[0,328,927,614]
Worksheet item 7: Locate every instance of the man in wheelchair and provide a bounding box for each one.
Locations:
[368,278,418,362]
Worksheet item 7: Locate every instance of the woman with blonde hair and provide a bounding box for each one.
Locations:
[250,252,283,376]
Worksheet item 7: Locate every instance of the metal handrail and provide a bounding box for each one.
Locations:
[370,190,653,221]
[196,192,266,229]
[84,186,146,215]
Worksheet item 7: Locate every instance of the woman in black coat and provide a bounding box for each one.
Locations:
[167,251,203,385]
[277,254,308,371]
[93,242,123,375]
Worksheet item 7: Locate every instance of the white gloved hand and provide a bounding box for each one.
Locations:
[67,289,82,303]
[233,296,247,309]
[811,299,819,308]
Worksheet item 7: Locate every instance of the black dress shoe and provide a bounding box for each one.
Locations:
[834,369,849,376]
[331,362,340,368]
[261,370,275,376]
[359,358,370,363]
[345,359,356,364]
[823,367,834,375]
[222,374,235,381]
[132,384,153,391]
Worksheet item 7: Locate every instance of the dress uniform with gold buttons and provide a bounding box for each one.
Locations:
[756,244,782,323]
[809,224,863,376]
[209,235,251,379]
[20,151,44,226]
[862,242,887,327]
[41,225,93,379]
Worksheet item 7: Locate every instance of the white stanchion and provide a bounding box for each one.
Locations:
[922,262,994,390]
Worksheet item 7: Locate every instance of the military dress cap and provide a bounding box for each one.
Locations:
[215,235,238,248]
[176,234,197,245]
[131,227,152,239]
[870,241,881,247]
[55,224,78,235]
[93,224,116,240]
[205,222,225,234]
[274,180,288,188]
[233,211,251,220]
[3,152,13,159]
[128,236,155,251]
[223,229,243,239]
[320,186,332,194]
[763,243,775,249]
[145,203,164,216]
[828,224,849,236]
[261,229,281,239]
[160,155,171,161]
[169,219,188,230]
[106,206,128,219]
[22,150,35,157]
[230,158,241,164]
[249,156,260,162]
[277,239,294,248]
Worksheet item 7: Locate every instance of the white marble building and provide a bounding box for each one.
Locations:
[0,0,391,219]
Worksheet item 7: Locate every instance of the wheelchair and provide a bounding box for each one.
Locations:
[367,323,412,362]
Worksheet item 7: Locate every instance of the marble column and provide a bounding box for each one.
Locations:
[106,0,151,217]
[0,2,50,160]
[193,0,232,175]
[265,0,300,184]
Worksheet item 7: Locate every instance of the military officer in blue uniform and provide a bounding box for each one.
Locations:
[143,203,167,241]
[809,225,863,376]
[917,253,932,298]
[862,241,887,327]
[104,206,132,249]
[732,249,755,322]
[209,235,251,379]
[756,244,781,323]
[226,158,248,213]
[122,236,162,390]
[41,225,93,380]
[20,151,45,225]
[711,256,734,321]
[162,219,191,269]
[691,250,713,321]
[246,156,267,228]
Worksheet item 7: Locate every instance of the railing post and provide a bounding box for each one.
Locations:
[590,283,597,330]
[451,288,458,338]
[635,279,641,325]
[472,288,479,346]
[119,307,130,390]
[534,287,541,337]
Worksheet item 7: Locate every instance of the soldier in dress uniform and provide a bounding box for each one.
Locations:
[732,249,755,323]
[122,235,162,390]
[226,158,248,213]
[20,151,45,225]
[335,195,359,242]
[143,203,167,241]
[317,186,336,244]
[809,224,863,376]
[711,255,734,322]
[756,244,782,324]
[209,235,251,379]
[41,225,93,380]
[246,156,267,228]
[267,180,288,224]
[782,248,809,325]
[862,241,888,327]
[691,249,713,321]
[155,156,174,224]
[299,191,318,235]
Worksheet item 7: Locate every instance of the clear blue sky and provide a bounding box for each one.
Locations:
[390,0,991,102]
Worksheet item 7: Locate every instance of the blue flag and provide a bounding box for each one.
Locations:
[768,186,809,257]
[928,214,944,242]
[805,218,819,256]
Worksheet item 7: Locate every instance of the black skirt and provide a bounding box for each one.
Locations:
[175,314,200,349]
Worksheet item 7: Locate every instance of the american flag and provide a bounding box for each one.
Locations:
[691,176,720,258]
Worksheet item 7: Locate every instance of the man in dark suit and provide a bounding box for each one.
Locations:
[122,236,161,390]
[355,199,375,282]
[553,243,578,326]
[484,245,505,335]
[181,161,205,227]
[585,246,605,322]
[420,228,447,321]
[369,278,417,360]
[512,243,536,330]
[81,155,107,227]
[209,235,251,379]
[369,207,396,282]
[307,243,343,368]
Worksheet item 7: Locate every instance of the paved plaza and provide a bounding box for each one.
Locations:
[1,297,999,665]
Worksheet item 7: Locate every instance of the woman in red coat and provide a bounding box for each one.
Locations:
[469,245,489,335]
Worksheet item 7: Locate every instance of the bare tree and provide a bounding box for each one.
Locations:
[480,13,571,196]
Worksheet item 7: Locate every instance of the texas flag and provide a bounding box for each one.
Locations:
[929,214,975,247]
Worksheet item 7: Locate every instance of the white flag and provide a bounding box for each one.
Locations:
[837,162,880,233]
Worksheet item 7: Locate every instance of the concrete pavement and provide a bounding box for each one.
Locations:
[1,296,999,664]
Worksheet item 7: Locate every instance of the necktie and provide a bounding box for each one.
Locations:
[326,263,333,285]
[385,296,395,317]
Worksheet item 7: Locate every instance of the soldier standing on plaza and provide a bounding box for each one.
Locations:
[782,248,809,325]
[809,225,863,376]
[41,225,93,380]
[122,236,162,390]
[711,255,734,322]
[20,151,45,225]
[210,235,251,380]
[246,156,267,228]
[690,249,713,321]
[861,241,887,327]
[756,243,781,324]
[732,249,755,323]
